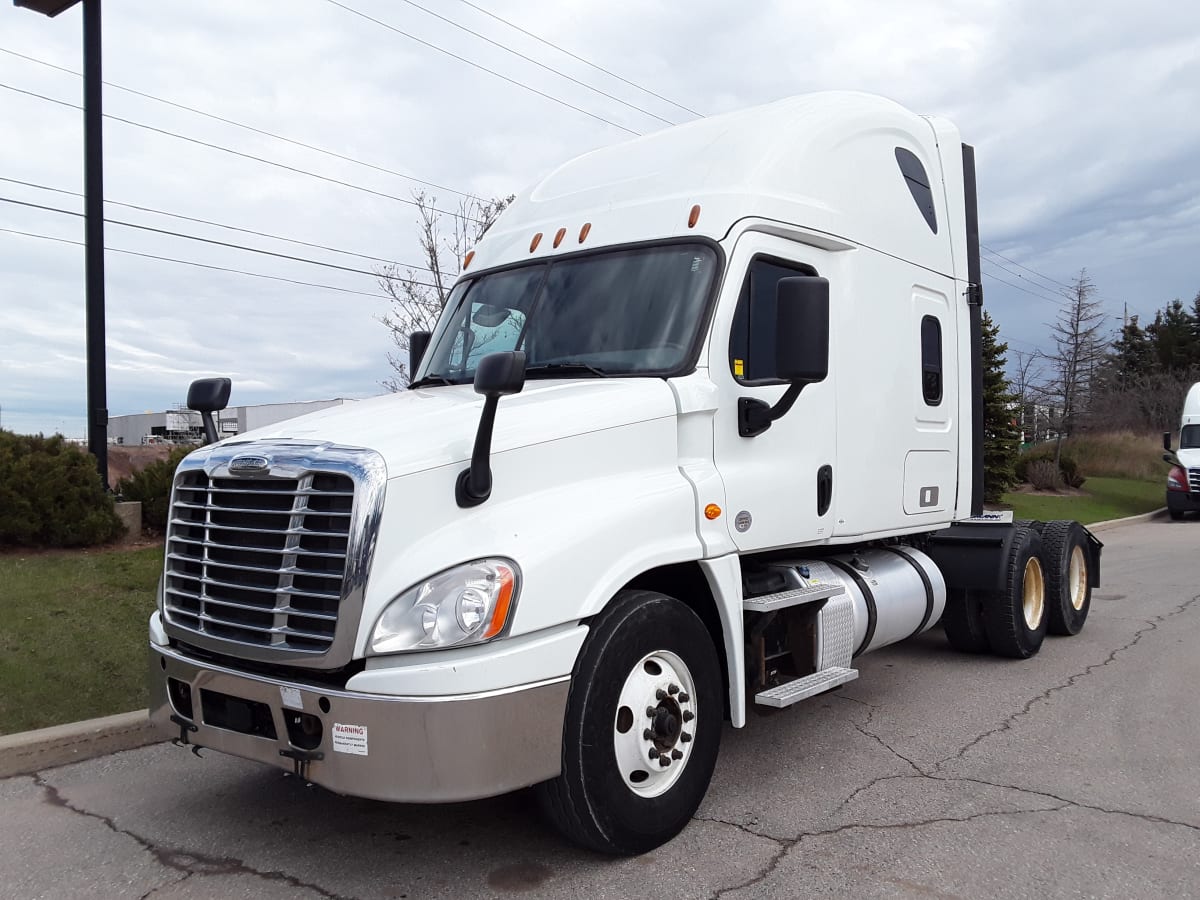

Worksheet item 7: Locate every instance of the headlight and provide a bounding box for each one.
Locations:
[369,559,520,654]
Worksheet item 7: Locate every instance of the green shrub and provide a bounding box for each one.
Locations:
[1016,449,1086,489]
[0,430,124,547]
[116,446,192,532]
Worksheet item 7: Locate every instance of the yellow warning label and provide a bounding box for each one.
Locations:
[733,359,744,377]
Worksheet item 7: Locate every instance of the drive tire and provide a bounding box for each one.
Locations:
[942,588,991,653]
[1041,520,1091,635]
[536,589,722,855]
[983,525,1048,659]
[1169,508,1184,521]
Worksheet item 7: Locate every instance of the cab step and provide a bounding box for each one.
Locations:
[742,582,845,613]
[754,666,859,708]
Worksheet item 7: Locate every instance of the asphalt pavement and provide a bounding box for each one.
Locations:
[2,518,1197,899]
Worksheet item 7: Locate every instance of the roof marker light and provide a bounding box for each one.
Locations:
[463,250,475,269]
[530,232,543,252]
[553,227,566,248]
[578,222,591,243]
[688,205,701,228]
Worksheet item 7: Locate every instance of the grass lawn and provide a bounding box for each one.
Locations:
[0,545,161,735]
[1002,476,1165,525]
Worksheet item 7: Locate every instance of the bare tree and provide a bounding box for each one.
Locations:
[1042,269,1109,464]
[378,191,513,390]
[1009,348,1044,443]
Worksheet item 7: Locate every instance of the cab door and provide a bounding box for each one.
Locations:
[710,234,838,552]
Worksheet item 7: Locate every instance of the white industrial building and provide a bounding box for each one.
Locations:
[108,398,355,445]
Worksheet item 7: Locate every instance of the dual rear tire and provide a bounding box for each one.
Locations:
[942,520,1092,658]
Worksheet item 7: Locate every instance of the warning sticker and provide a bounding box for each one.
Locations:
[331,723,369,756]
[279,686,302,709]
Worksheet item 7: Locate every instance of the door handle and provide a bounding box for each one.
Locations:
[817,465,833,517]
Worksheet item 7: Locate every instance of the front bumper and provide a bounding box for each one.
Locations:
[149,643,569,802]
[1167,491,1200,514]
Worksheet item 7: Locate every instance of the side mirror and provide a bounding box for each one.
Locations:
[739,277,829,437]
[1163,431,1172,452]
[409,331,432,380]
[456,351,527,507]
[473,350,527,398]
[774,276,830,384]
[187,377,231,445]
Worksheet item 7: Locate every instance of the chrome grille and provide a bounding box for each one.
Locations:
[1189,468,1200,493]
[164,469,355,653]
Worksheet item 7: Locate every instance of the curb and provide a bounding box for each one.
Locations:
[1086,507,1168,533]
[0,710,162,779]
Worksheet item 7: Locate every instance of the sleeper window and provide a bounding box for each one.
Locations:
[921,315,942,405]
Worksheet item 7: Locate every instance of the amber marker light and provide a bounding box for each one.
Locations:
[705,503,722,520]
[688,205,701,228]
[578,222,592,243]
[463,250,475,269]
[482,565,518,639]
[530,232,543,252]
[553,227,566,248]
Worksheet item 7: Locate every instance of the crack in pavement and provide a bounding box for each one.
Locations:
[935,594,1200,771]
[138,871,193,900]
[699,805,1068,900]
[34,773,359,900]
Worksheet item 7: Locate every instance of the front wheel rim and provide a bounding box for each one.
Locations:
[1023,556,1045,630]
[612,650,697,799]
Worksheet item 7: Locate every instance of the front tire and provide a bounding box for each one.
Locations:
[536,590,722,855]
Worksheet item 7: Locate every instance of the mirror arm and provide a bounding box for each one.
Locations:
[738,382,804,438]
[199,412,218,446]
[456,395,501,507]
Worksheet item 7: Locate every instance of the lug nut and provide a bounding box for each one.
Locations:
[643,728,653,740]
[680,732,692,743]
[648,747,659,759]
[672,749,683,760]
[678,693,690,703]
[656,689,667,701]
[646,706,657,717]
[668,683,679,695]
[659,757,671,767]
[682,710,694,722]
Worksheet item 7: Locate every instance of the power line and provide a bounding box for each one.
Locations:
[0,46,479,203]
[0,226,391,299]
[980,243,1075,291]
[0,195,446,288]
[392,0,675,127]
[456,0,703,119]
[0,81,480,222]
[321,0,639,136]
[981,261,1066,306]
[0,176,439,275]
[980,252,1068,302]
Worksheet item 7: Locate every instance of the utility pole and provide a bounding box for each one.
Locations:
[14,0,109,488]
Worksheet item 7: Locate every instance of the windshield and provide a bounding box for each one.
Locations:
[415,243,718,383]
[1181,424,1200,450]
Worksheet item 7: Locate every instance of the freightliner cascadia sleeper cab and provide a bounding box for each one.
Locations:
[149,92,1101,854]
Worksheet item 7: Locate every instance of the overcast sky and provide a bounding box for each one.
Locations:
[2,0,1198,436]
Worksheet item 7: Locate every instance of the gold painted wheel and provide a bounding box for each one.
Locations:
[1068,545,1088,611]
[1022,556,1045,630]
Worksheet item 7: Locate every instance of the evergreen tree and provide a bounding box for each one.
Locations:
[1146,299,1194,372]
[1111,315,1154,384]
[980,310,1019,503]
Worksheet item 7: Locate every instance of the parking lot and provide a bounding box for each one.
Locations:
[2,517,1197,899]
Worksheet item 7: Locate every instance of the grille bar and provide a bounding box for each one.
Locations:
[1189,468,1200,493]
[163,466,355,654]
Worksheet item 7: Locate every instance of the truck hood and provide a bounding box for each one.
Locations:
[213,379,679,478]
[1175,447,1200,469]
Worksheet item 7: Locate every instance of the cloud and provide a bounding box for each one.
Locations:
[1,0,1198,433]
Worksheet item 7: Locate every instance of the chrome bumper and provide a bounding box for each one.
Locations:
[149,643,569,802]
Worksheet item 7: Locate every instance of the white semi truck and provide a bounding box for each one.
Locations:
[149,92,1102,854]
[1164,381,1200,519]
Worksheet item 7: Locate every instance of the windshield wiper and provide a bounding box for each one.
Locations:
[408,374,457,389]
[524,362,610,379]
